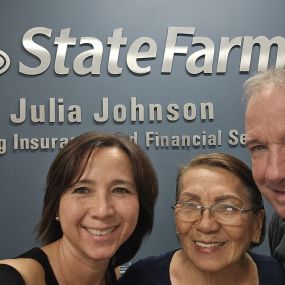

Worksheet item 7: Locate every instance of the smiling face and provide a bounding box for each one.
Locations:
[57,147,139,264]
[175,166,262,273]
[245,85,285,218]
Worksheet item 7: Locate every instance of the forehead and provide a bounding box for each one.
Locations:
[74,147,134,181]
[246,85,285,122]
[245,86,285,138]
[180,166,248,202]
[90,146,130,166]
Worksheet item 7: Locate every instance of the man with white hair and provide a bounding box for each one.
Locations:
[244,68,285,266]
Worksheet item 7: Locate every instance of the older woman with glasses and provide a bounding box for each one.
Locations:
[118,153,285,285]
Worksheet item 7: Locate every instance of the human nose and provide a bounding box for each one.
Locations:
[195,208,220,233]
[265,148,285,183]
[89,192,115,218]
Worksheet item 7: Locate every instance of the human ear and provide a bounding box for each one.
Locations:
[251,209,265,243]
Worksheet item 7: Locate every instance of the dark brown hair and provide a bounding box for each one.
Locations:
[36,131,158,266]
[176,152,265,248]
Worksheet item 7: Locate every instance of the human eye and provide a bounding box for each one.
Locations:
[112,186,135,195]
[247,143,266,154]
[214,203,240,214]
[252,145,266,152]
[180,202,200,211]
[72,187,90,194]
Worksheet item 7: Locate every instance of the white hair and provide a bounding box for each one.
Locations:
[243,67,285,103]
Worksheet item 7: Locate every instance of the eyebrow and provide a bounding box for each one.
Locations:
[75,178,135,188]
[180,192,200,200]
[245,138,259,148]
[180,192,242,203]
[214,195,242,203]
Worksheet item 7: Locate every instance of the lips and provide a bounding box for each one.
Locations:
[84,226,117,237]
[194,241,226,248]
[273,190,285,198]
[272,188,285,194]
[270,187,285,201]
[266,182,285,193]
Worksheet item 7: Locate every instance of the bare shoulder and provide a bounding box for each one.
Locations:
[0,258,45,285]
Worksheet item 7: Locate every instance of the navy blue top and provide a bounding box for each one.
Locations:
[118,250,285,285]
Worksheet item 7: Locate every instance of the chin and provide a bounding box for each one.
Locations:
[275,206,285,219]
[89,252,115,262]
[85,247,118,262]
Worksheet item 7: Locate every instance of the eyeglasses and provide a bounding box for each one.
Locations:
[172,201,263,226]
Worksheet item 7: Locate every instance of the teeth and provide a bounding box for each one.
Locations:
[195,241,224,248]
[85,227,116,236]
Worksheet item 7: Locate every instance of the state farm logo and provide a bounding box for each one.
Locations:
[1,27,285,77]
[0,50,10,74]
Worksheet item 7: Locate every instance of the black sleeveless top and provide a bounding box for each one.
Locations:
[0,247,117,285]
[0,247,58,285]
[20,247,59,284]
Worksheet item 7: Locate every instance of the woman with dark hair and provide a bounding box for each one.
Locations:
[119,153,285,285]
[0,131,158,285]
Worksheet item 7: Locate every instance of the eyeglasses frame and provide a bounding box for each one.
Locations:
[171,201,263,224]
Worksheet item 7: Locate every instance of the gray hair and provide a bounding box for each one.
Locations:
[243,67,285,103]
